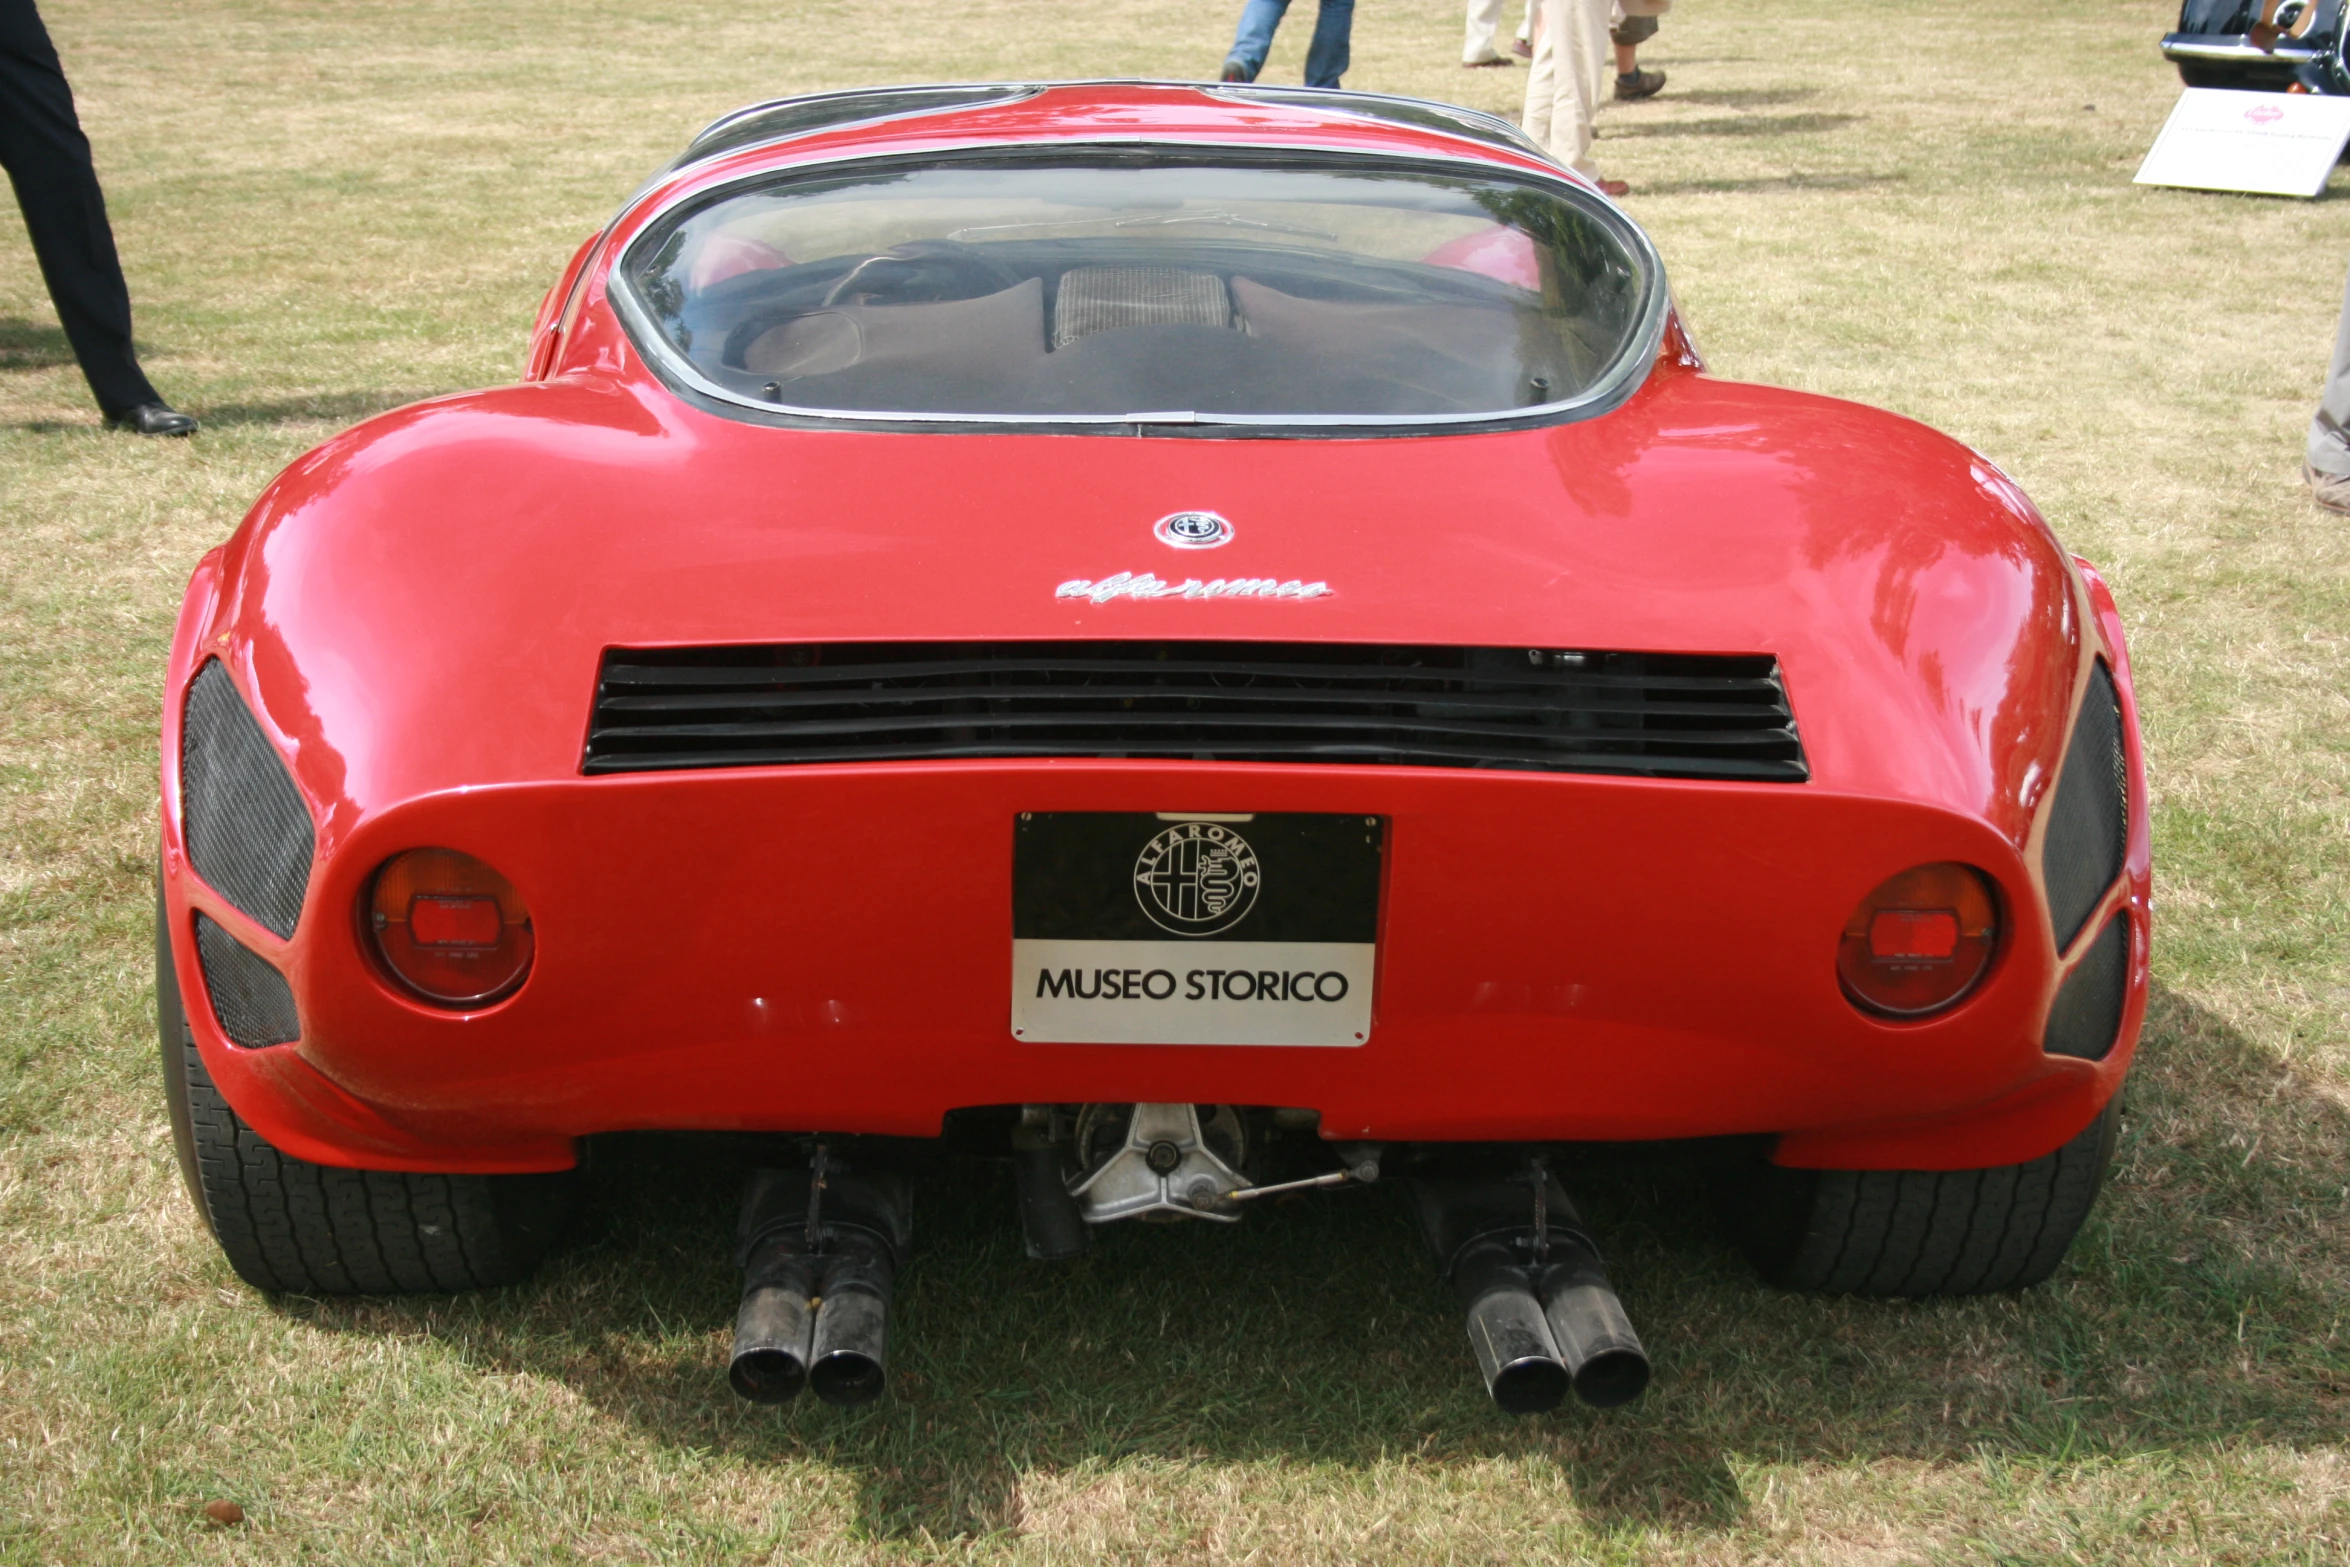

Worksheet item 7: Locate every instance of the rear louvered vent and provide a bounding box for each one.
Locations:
[194,913,300,1048]
[2043,911,2128,1061]
[181,660,314,938]
[2040,660,2127,951]
[584,642,1806,781]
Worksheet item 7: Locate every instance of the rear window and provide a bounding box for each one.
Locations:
[618,152,1656,426]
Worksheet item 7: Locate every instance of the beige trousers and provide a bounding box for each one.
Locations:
[1522,0,1613,176]
[1462,0,1536,65]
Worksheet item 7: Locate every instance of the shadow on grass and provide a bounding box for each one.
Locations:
[287,979,2350,1541]
[0,319,74,371]
[1609,111,1862,140]
[1638,172,1903,197]
[1636,87,1818,110]
[0,388,451,436]
[192,390,452,428]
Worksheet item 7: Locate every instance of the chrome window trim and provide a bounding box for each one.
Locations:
[673,84,1048,175]
[1200,83,1554,162]
[607,136,1667,434]
[660,80,1555,189]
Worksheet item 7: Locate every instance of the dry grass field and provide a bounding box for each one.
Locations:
[2,0,2347,1560]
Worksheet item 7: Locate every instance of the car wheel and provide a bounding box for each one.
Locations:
[157,877,574,1294]
[1725,1094,2122,1296]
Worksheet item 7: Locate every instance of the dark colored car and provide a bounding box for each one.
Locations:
[2163,0,2350,92]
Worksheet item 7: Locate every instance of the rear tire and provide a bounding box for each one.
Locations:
[1727,1094,2122,1296]
[158,876,574,1294]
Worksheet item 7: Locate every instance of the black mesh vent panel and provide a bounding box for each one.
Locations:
[585,642,1807,782]
[2043,911,2129,1061]
[194,913,300,1048]
[181,660,314,938]
[2040,660,2127,952]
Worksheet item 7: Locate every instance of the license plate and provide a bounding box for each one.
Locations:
[1011,812,1383,1046]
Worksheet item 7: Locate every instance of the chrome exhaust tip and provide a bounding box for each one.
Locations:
[728,1258,816,1404]
[727,1158,910,1407]
[1462,1271,1572,1414]
[1416,1171,1650,1415]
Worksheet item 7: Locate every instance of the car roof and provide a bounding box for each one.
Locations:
[666,80,1557,181]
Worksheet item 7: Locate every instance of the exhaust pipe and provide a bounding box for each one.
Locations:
[1414,1172,1650,1414]
[728,1155,912,1407]
[730,1244,816,1404]
[806,1227,893,1405]
[1012,1113,1088,1261]
[1454,1235,1572,1414]
[1540,1260,1651,1410]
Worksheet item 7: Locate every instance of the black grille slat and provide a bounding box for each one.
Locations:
[598,685,1769,719]
[181,659,315,939]
[585,641,1805,781]
[591,740,1812,778]
[193,913,301,1049]
[598,656,1786,695]
[2041,660,2128,952]
[592,711,1803,747]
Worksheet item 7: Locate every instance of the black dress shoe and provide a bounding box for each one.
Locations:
[105,402,198,437]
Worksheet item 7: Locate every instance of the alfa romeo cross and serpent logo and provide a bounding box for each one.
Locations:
[1132,822,1261,936]
[1152,510,1233,549]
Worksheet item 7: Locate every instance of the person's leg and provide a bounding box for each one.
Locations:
[0,32,162,416]
[1522,0,1557,148]
[1224,0,1290,80]
[1465,0,1509,65]
[1547,0,1612,176]
[1515,0,1537,54]
[1302,0,1353,88]
[1611,12,1664,98]
[2305,256,2350,509]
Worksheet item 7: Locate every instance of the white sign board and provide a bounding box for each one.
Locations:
[1011,940,1373,1045]
[2136,87,2350,199]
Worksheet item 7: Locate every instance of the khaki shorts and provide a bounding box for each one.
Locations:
[1609,0,1668,47]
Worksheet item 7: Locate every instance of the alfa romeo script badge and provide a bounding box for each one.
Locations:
[1153,510,1233,549]
[1133,822,1261,936]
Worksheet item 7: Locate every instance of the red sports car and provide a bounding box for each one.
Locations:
[156,81,2149,1416]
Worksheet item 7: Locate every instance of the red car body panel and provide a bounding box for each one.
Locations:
[159,85,2149,1176]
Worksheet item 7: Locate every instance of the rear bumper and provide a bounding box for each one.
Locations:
[162,756,2146,1174]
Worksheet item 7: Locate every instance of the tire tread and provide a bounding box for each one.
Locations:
[170,1018,568,1295]
[1738,1096,2121,1297]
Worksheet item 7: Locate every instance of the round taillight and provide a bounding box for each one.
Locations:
[1836,863,1997,1018]
[367,848,533,1006]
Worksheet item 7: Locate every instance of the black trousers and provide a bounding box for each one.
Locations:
[0,0,157,414]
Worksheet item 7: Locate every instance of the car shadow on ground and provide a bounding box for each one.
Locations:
[288,979,2350,1541]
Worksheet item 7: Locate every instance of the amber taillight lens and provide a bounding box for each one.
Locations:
[1837,863,1997,1018]
[367,848,533,1006]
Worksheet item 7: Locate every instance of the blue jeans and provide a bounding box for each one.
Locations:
[1225,0,1353,89]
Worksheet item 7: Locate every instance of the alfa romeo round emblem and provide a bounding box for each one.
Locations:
[1153,510,1234,550]
[1133,822,1260,935]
